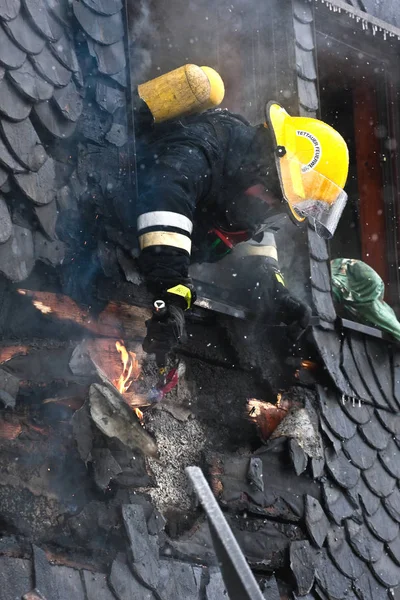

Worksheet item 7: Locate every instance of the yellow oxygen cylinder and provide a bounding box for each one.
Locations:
[137,64,225,123]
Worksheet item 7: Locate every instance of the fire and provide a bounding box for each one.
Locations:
[300,360,318,370]
[33,300,52,314]
[114,341,143,420]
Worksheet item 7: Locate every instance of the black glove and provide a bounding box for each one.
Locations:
[143,304,186,365]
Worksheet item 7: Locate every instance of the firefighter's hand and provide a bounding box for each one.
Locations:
[143,305,186,362]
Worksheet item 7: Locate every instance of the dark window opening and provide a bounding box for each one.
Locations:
[316,32,400,310]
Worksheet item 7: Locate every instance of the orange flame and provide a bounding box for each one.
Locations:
[114,341,143,420]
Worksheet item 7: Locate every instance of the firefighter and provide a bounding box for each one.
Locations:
[134,66,349,358]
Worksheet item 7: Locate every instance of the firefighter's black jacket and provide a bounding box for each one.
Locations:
[136,108,283,295]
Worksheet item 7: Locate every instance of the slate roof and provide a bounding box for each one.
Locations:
[0,0,128,283]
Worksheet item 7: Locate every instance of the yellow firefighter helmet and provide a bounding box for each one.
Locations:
[266,102,349,238]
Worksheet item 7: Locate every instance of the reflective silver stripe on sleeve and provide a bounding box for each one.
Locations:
[137,211,193,234]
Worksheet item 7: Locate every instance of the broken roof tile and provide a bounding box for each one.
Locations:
[32,545,56,599]
[327,525,365,580]
[50,33,79,72]
[92,447,122,491]
[352,569,389,600]
[320,417,342,453]
[34,231,65,266]
[53,80,83,122]
[0,557,32,599]
[109,67,126,88]
[22,0,62,41]
[388,537,400,566]
[95,81,125,114]
[87,38,126,75]
[384,489,400,523]
[342,401,373,425]
[30,46,72,87]
[2,9,46,54]
[0,195,12,243]
[0,77,32,122]
[289,438,308,475]
[9,59,54,102]
[366,502,399,542]
[110,554,156,600]
[0,225,34,281]
[345,518,384,563]
[82,571,116,600]
[376,409,400,437]
[14,157,56,204]
[371,552,400,588]
[33,99,76,138]
[347,477,380,516]
[206,570,227,600]
[106,123,126,147]
[322,481,356,524]
[319,385,357,440]
[73,1,124,45]
[359,416,390,451]
[363,459,396,497]
[312,329,353,396]
[157,560,201,600]
[0,0,20,20]
[379,438,400,479]
[343,431,377,470]
[81,0,122,16]
[305,495,330,548]
[290,540,316,596]
[50,565,86,600]
[0,118,47,171]
[325,448,360,489]
[315,549,352,599]
[0,26,26,69]
[348,333,390,410]
[122,504,159,591]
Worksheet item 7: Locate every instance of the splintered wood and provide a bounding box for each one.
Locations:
[17,289,150,340]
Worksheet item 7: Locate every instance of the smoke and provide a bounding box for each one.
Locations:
[127,0,158,85]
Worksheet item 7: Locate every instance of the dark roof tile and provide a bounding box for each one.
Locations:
[0,133,27,172]
[293,0,313,23]
[327,525,365,579]
[345,519,384,563]
[384,489,400,523]
[388,537,400,566]
[0,165,8,187]
[82,571,116,600]
[81,0,122,16]
[50,565,86,600]
[379,438,400,479]
[376,409,400,437]
[299,78,319,112]
[109,67,126,87]
[34,199,57,239]
[49,33,80,72]
[95,81,125,114]
[319,385,357,440]
[296,44,317,81]
[359,417,390,451]
[341,338,371,402]
[315,549,352,599]
[343,431,377,470]
[14,157,56,204]
[347,477,380,516]
[87,38,126,75]
[0,225,34,281]
[0,0,20,20]
[322,481,356,525]
[310,258,331,292]
[290,540,316,596]
[305,495,330,548]
[22,0,62,41]
[363,459,396,498]
[348,333,391,410]
[110,554,156,600]
[32,545,56,599]
[122,504,159,591]
[320,417,342,453]
[366,502,399,542]
[294,18,314,51]
[365,338,398,412]
[393,350,400,408]
[33,99,76,138]
[0,118,47,171]
[105,122,126,147]
[73,1,124,45]
[0,25,26,69]
[0,76,32,121]
[53,80,83,121]
[352,569,390,600]
[289,438,308,475]
[45,0,69,27]
[30,46,72,87]
[2,9,46,54]
[326,448,360,489]
[0,195,12,243]
[157,560,201,600]
[371,552,400,587]
[9,59,54,101]
[312,329,353,396]
[308,226,329,261]
[342,401,373,425]
[0,557,32,599]
[206,570,227,600]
